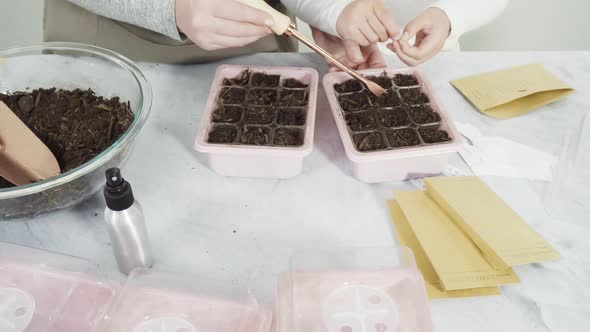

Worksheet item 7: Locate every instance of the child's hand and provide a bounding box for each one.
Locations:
[387,7,451,66]
[336,0,400,49]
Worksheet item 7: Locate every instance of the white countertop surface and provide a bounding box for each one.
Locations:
[1,52,589,332]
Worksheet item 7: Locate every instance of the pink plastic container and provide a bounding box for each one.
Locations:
[0,242,116,332]
[194,65,318,179]
[323,68,462,183]
[276,248,434,332]
[98,269,272,332]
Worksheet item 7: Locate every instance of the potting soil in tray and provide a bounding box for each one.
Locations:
[334,73,452,152]
[208,70,308,147]
[0,88,134,188]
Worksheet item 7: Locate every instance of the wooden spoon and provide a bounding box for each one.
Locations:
[0,101,60,186]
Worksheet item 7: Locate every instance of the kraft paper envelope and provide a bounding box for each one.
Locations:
[425,176,560,269]
[451,63,574,119]
[394,190,519,291]
[389,201,501,299]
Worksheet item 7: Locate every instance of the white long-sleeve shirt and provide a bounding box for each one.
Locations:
[66,0,509,49]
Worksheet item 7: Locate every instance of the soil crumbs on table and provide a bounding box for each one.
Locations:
[0,88,134,188]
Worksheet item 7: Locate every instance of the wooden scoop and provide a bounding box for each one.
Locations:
[0,101,60,186]
[236,0,387,97]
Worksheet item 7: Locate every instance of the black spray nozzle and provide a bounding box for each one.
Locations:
[104,167,135,211]
[106,168,124,187]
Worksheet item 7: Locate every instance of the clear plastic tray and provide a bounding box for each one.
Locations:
[276,247,433,332]
[323,68,462,183]
[0,241,116,332]
[98,268,272,332]
[545,110,590,221]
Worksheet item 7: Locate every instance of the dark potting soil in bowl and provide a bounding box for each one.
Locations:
[0,88,134,189]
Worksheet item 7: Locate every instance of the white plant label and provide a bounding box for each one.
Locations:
[323,286,399,332]
[0,287,35,332]
[132,317,198,332]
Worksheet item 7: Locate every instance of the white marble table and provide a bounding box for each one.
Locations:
[1,52,589,332]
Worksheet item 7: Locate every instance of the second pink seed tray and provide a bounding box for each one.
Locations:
[323,68,462,183]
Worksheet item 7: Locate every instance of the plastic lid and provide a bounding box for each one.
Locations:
[277,247,433,332]
[104,167,135,211]
[0,242,116,332]
[98,269,272,332]
[545,110,590,220]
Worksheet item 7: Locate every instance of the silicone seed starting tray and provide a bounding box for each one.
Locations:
[323,68,462,183]
[195,65,318,178]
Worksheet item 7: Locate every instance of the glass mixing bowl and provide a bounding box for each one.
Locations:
[0,43,152,219]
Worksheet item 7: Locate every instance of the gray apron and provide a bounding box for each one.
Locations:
[43,0,298,64]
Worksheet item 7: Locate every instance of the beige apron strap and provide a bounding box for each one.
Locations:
[43,0,298,64]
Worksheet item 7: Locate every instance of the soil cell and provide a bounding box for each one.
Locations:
[240,126,271,145]
[408,105,441,124]
[338,92,371,112]
[353,132,387,152]
[277,107,305,126]
[279,89,308,107]
[283,78,308,88]
[379,108,411,128]
[247,89,277,106]
[419,126,451,144]
[393,74,419,87]
[371,90,402,108]
[245,106,276,125]
[386,128,420,148]
[219,87,246,105]
[334,79,363,93]
[400,88,429,105]
[367,74,393,89]
[0,88,134,188]
[223,70,250,86]
[212,105,243,123]
[273,127,303,146]
[208,125,238,144]
[251,73,280,88]
[346,110,379,132]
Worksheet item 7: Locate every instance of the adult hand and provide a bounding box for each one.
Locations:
[387,7,451,66]
[312,27,386,72]
[176,0,274,51]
